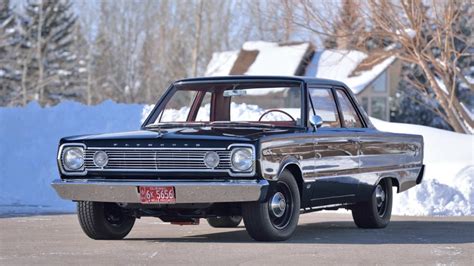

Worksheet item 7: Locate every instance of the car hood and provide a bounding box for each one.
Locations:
[62,126,305,143]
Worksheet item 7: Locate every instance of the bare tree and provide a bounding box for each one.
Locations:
[191,0,204,77]
[244,0,300,42]
[295,0,473,133]
[0,0,23,106]
[76,0,100,105]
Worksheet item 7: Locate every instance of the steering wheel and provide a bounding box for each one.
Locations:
[258,109,296,122]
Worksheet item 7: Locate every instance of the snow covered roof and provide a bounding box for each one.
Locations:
[305,50,396,94]
[205,41,312,76]
[205,50,239,76]
[241,41,311,76]
[205,41,397,94]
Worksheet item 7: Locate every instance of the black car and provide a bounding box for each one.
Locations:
[52,76,424,241]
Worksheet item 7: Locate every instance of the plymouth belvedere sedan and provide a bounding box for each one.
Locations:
[52,76,424,241]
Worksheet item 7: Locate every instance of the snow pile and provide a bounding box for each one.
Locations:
[1,101,472,216]
[0,101,144,215]
[305,50,395,94]
[372,118,474,216]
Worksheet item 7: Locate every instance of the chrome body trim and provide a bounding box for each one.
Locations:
[228,143,256,176]
[57,143,87,176]
[51,179,268,204]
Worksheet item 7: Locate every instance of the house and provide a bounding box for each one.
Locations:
[205,41,402,121]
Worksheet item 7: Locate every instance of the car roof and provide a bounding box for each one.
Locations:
[174,75,349,88]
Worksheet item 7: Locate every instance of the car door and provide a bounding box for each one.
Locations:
[308,87,361,206]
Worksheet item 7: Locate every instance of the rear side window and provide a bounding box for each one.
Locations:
[335,89,363,128]
[308,88,341,128]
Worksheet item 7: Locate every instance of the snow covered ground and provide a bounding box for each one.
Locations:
[0,101,472,216]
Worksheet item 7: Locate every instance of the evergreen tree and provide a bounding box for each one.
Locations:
[23,0,78,106]
[365,25,392,51]
[452,3,473,110]
[391,63,452,130]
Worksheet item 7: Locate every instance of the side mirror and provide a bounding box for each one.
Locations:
[309,115,323,130]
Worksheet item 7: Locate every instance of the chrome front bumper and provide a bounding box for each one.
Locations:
[51,179,269,204]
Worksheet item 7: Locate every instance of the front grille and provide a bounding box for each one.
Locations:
[84,148,231,171]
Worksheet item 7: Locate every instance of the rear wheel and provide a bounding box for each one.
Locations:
[207,216,242,228]
[242,170,300,241]
[77,201,135,240]
[352,178,393,228]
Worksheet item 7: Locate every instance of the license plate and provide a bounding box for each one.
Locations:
[139,186,176,204]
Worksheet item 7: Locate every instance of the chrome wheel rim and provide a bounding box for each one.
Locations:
[268,182,293,230]
[375,182,388,217]
[270,192,287,218]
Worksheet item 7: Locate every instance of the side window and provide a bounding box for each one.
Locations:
[336,89,363,128]
[308,88,341,128]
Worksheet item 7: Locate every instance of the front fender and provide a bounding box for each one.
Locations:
[277,156,302,180]
[259,154,301,181]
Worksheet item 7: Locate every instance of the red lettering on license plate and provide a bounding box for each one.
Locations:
[139,186,176,204]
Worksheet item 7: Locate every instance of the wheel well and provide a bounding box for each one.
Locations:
[283,164,304,200]
[382,177,399,193]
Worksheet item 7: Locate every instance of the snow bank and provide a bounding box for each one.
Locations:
[1,101,472,216]
[0,101,144,215]
[372,118,474,216]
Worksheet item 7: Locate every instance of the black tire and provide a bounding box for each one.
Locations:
[207,216,242,228]
[242,170,300,241]
[352,178,393,228]
[77,201,135,240]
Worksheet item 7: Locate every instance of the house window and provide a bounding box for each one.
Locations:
[371,97,387,120]
[372,72,387,92]
[361,97,369,112]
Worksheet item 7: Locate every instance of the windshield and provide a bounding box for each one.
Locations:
[145,82,303,128]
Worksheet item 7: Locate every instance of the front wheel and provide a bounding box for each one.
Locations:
[351,178,393,228]
[77,201,135,240]
[242,170,300,241]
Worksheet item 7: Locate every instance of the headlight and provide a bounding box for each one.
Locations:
[231,148,254,172]
[93,151,108,168]
[62,147,84,171]
[204,151,220,169]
